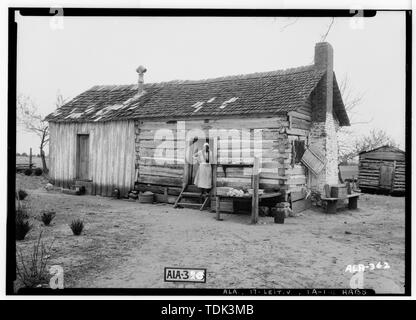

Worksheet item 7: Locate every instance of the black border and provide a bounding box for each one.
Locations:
[7,8,411,296]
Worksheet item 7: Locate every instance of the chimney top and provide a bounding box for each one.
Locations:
[136,65,147,95]
[314,42,333,70]
[136,65,147,74]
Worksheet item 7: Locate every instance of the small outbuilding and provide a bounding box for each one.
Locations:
[358,145,405,194]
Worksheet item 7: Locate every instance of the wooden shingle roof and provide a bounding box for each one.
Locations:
[46,65,349,125]
[359,145,405,155]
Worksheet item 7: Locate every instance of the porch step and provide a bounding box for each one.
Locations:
[177,202,202,208]
[181,192,203,198]
[174,185,211,211]
[185,185,200,193]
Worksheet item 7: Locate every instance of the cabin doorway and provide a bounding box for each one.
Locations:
[379,164,394,190]
[187,136,209,185]
[76,134,89,180]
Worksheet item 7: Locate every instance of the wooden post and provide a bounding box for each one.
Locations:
[326,200,337,214]
[29,148,32,169]
[164,187,168,202]
[215,196,221,220]
[251,156,260,224]
[211,137,218,213]
[391,160,397,191]
[183,141,190,188]
[348,196,358,210]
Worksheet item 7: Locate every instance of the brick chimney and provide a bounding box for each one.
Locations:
[309,42,339,192]
[314,42,333,115]
[136,65,147,95]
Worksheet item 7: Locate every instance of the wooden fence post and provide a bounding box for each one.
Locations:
[251,156,260,224]
[211,136,218,213]
[29,148,32,169]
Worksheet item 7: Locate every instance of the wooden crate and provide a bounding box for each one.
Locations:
[291,199,312,214]
[210,199,234,213]
[330,185,348,198]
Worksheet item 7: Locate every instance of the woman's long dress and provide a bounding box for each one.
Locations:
[193,150,212,189]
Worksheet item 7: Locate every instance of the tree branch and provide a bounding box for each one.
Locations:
[320,17,335,42]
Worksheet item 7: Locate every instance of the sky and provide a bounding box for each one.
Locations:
[15,11,406,154]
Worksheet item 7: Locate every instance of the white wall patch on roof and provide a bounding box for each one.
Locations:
[191,101,204,113]
[93,109,105,117]
[65,112,83,119]
[121,93,145,110]
[84,105,96,114]
[219,97,239,109]
[106,104,124,111]
[191,101,204,108]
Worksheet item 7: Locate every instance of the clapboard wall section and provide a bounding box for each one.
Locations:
[49,121,136,196]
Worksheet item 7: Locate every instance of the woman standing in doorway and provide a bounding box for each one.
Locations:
[193,142,213,197]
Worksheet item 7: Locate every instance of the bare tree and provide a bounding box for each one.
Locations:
[320,17,335,42]
[17,93,65,174]
[339,129,398,164]
[279,17,299,32]
[354,129,398,153]
[339,74,368,125]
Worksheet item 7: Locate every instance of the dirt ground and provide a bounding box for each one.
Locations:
[15,174,406,293]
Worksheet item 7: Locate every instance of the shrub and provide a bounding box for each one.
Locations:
[40,211,56,226]
[16,200,32,240]
[16,215,32,240]
[16,189,28,201]
[24,168,32,176]
[16,205,29,220]
[70,219,84,235]
[16,232,53,288]
[34,168,43,176]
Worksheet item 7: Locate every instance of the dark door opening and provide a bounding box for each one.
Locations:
[77,134,89,180]
[188,137,204,185]
[379,164,394,190]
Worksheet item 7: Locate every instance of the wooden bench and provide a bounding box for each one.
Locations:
[321,193,362,214]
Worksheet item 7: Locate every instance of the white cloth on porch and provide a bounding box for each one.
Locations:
[193,149,213,189]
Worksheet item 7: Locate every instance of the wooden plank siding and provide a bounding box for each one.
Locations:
[49,121,136,196]
[283,99,312,193]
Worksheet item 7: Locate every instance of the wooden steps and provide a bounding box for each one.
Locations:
[174,184,211,211]
[181,192,202,198]
[177,202,202,208]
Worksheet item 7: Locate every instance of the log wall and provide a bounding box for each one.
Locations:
[136,117,290,188]
[358,157,405,193]
[393,160,405,192]
[135,115,311,203]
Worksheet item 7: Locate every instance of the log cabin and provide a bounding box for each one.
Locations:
[45,42,350,211]
[358,145,406,194]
